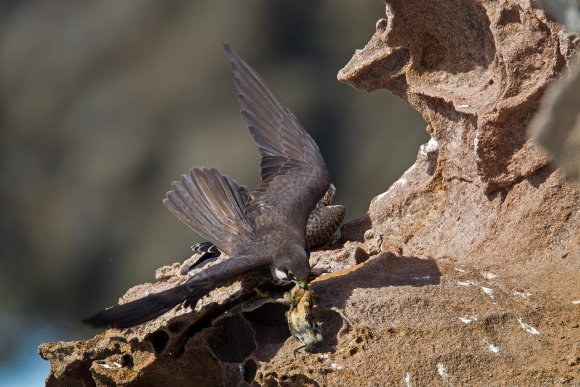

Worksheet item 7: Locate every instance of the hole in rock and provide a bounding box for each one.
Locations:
[242,358,258,383]
[353,247,369,264]
[167,319,187,333]
[243,302,288,326]
[207,314,256,363]
[146,330,169,354]
[243,303,291,361]
[120,353,134,367]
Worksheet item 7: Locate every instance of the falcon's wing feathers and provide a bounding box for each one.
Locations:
[163,167,254,256]
[224,43,330,230]
[225,44,325,171]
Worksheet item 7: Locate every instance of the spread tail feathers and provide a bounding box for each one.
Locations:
[163,167,254,257]
[83,284,205,329]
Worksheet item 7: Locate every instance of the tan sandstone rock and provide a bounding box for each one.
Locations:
[39,1,579,385]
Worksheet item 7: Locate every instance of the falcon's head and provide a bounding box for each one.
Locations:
[273,249,311,289]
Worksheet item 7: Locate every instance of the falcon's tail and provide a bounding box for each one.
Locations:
[163,167,253,256]
[83,284,206,329]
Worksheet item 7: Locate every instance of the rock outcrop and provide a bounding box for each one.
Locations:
[40,1,579,385]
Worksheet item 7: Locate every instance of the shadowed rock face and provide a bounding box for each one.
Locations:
[39,1,579,385]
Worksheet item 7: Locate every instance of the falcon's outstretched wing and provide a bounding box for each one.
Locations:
[224,43,330,232]
[163,167,254,256]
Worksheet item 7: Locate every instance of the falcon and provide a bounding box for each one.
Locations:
[184,183,344,274]
[84,43,332,329]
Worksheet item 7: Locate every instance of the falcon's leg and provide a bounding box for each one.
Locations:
[254,287,270,298]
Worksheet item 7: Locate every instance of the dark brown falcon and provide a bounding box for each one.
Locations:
[185,183,344,273]
[84,43,332,329]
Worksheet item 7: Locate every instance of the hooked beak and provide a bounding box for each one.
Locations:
[292,279,308,289]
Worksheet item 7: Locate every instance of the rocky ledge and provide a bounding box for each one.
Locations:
[40,0,579,385]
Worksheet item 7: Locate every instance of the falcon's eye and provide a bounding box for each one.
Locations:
[287,270,296,281]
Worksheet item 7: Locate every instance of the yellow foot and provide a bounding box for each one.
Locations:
[330,232,338,244]
[254,287,270,298]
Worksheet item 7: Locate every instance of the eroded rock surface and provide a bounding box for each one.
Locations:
[40,1,579,385]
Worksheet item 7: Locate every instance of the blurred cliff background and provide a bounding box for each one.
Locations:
[0,1,427,383]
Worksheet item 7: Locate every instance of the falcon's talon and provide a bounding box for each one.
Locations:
[254,287,270,298]
[192,241,215,252]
